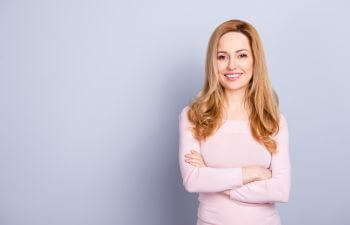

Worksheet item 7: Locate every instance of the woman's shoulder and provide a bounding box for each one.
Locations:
[178,106,194,128]
[279,112,289,129]
[179,105,190,117]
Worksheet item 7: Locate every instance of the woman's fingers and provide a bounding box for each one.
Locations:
[184,154,202,160]
[184,150,206,167]
[184,150,200,156]
[185,156,202,163]
[185,158,205,167]
[187,161,204,167]
[185,158,202,164]
[185,156,205,165]
[185,150,203,160]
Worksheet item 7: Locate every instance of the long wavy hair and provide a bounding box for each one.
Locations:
[187,19,281,154]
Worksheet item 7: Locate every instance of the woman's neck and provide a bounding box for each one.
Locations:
[223,88,249,120]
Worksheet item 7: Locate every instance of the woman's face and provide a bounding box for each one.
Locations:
[216,32,254,92]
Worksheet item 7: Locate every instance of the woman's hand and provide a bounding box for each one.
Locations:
[242,166,272,184]
[184,150,232,197]
[221,167,272,198]
[184,150,207,167]
[183,151,271,196]
[222,189,231,197]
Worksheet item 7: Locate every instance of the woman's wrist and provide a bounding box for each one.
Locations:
[242,166,258,184]
[242,166,271,184]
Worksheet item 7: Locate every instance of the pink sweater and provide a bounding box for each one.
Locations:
[178,106,291,225]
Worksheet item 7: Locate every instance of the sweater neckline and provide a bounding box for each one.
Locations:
[221,119,250,126]
[223,119,249,122]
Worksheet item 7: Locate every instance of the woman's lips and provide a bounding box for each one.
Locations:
[224,73,242,81]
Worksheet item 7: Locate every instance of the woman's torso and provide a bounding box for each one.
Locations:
[196,120,281,225]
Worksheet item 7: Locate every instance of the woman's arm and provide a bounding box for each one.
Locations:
[183,111,290,203]
[181,162,272,196]
[221,167,271,196]
[228,115,291,204]
[178,106,243,193]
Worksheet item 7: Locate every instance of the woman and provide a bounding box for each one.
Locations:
[178,19,291,225]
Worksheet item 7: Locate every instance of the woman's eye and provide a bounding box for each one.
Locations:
[217,55,226,60]
[238,54,247,58]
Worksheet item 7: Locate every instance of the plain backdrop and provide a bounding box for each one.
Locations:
[1,0,349,224]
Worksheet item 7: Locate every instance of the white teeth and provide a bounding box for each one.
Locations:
[225,73,241,78]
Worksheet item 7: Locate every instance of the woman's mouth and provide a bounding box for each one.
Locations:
[224,73,242,81]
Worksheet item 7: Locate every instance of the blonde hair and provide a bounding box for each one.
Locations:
[187,19,281,154]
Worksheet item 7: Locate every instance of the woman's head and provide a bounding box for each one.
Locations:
[188,19,281,154]
[205,19,274,108]
[216,31,254,96]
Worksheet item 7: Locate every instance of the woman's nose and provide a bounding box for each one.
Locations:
[228,58,237,70]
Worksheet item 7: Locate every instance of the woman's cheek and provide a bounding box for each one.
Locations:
[240,60,252,71]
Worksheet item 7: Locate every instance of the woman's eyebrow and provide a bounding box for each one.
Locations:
[217,49,248,54]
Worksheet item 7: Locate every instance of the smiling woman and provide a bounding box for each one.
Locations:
[178,19,291,225]
[217,32,253,89]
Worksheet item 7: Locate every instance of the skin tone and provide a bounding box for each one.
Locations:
[184,32,272,197]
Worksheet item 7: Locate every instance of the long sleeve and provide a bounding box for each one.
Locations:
[229,114,291,204]
[178,106,243,193]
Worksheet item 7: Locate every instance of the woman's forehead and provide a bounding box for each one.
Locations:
[217,32,250,52]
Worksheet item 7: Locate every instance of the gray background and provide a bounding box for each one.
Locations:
[1,0,349,224]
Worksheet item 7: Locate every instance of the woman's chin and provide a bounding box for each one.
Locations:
[223,83,249,92]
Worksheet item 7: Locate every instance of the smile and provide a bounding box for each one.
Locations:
[224,73,242,81]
